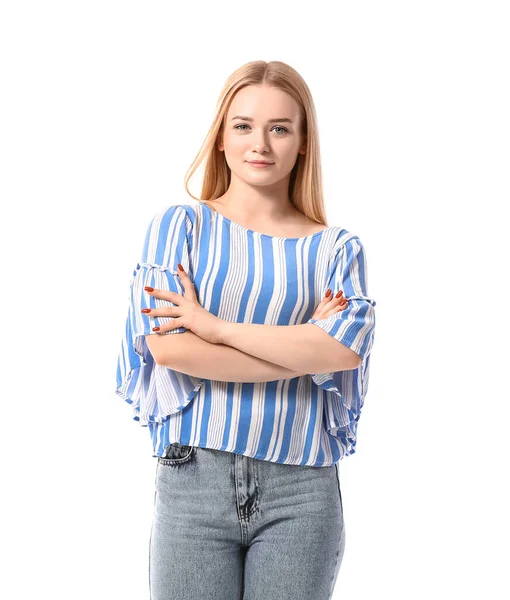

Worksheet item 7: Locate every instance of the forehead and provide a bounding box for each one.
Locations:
[227,85,301,120]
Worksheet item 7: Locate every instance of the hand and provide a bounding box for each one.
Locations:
[142,265,228,345]
[310,289,348,320]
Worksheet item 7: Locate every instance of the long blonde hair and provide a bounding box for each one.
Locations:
[184,60,329,226]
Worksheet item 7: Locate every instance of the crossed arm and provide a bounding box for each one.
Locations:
[146,323,361,383]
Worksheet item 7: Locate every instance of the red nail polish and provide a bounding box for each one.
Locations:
[326,289,332,297]
[141,308,151,313]
[145,286,154,292]
[152,326,160,332]
[178,263,184,271]
[335,291,343,298]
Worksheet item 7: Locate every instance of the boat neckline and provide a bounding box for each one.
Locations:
[199,201,329,242]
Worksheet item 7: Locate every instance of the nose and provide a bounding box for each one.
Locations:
[252,127,270,153]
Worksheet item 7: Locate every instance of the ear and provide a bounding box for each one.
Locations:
[217,123,225,152]
[299,135,307,154]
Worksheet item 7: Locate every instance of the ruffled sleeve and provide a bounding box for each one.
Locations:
[115,204,204,426]
[307,234,377,451]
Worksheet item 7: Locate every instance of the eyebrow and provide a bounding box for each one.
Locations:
[231,115,294,124]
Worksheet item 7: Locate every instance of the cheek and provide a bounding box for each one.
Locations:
[278,142,300,165]
[223,135,247,154]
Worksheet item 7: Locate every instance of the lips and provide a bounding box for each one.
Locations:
[247,161,274,164]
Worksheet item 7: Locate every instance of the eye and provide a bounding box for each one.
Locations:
[233,124,289,135]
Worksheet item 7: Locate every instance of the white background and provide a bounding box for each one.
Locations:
[1,1,508,598]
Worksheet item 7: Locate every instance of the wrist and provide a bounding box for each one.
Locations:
[218,320,237,345]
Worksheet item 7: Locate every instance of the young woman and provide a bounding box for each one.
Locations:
[116,60,376,600]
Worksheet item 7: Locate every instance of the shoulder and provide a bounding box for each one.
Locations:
[151,203,197,225]
[141,204,199,262]
[325,229,374,273]
[329,228,362,255]
[146,202,200,237]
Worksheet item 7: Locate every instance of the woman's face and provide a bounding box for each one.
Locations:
[218,84,306,189]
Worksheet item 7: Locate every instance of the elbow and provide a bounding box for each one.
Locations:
[307,348,361,375]
[338,348,362,371]
[145,334,167,367]
[304,325,363,373]
[146,331,195,369]
[153,353,164,367]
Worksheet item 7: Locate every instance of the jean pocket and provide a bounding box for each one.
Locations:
[157,442,196,466]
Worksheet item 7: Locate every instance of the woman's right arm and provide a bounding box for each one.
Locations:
[145,287,350,383]
[147,330,307,382]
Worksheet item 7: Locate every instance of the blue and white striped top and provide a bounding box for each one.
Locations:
[116,201,376,467]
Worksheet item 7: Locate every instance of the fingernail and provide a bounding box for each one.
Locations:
[152,327,160,331]
[178,263,184,271]
[335,291,343,298]
[340,299,347,306]
[141,308,151,313]
[325,289,332,298]
[145,286,154,292]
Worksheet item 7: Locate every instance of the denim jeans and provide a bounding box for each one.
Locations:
[149,442,345,600]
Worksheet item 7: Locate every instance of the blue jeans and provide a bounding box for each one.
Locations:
[149,443,345,600]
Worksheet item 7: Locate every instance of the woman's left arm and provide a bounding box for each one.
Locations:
[144,266,360,375]
[219,322,361,374]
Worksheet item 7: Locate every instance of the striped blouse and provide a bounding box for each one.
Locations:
[116,201,376,467]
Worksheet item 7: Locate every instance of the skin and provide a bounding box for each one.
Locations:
[214,83,326,235]
[145,272,346,346]
[143,84,347,344]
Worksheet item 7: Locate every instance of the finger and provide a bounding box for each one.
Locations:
[326,292,347,312]
[140,306,180,318]
[311,290,346,320]
[316,289,334,309]
[328,290,344,304]
[144,286,183,304]
[310,290,337,319]
[177,264,198,300]
[322,301,348,318]
[151,317,186,334]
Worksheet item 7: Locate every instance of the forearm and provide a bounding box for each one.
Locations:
[158,331,307,382]
[220,323,361,374]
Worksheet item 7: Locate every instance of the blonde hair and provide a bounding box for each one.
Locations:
[184,60,329,226]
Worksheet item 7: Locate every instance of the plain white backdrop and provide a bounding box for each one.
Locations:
[1,1,508,598]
